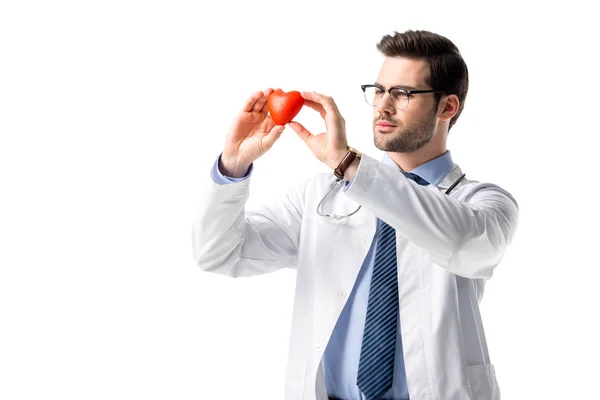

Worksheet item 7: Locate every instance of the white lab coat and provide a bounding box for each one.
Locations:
[192,153,519,400]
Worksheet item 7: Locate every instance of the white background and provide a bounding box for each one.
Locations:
[1,1,599,399]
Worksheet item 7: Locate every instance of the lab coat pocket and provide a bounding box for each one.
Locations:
[466,364,500,400]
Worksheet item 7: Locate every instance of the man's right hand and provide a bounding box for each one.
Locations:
[220,89,285,178]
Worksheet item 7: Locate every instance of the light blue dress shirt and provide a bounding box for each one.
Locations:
[210,151,455,400]
[210,155,254,184]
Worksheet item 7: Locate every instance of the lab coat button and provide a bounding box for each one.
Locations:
[316,345,322,351]
[338,291,346,297]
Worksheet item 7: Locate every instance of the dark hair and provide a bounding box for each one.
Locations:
[376,30,469,131]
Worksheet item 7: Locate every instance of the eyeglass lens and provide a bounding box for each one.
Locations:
[363,87,409,109]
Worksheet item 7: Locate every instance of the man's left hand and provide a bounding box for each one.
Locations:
[288,91,349,170]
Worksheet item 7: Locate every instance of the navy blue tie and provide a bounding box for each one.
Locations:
[357,171,429,400]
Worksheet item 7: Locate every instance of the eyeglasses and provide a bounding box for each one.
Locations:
[361,84,446,110]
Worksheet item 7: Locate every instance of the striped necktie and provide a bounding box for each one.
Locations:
[357,171,429,400]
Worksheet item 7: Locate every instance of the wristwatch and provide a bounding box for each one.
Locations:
[333,147,361,180]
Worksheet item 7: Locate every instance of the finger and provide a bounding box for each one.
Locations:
[288,121,314,144]
[302,99,326,119]
[301,91,340,115]
[263,88,274,99]
[252,93,270,113]
[256,88,274,113]
[242,91,264,112]
[259,115,276,134]
[261,124,285,151]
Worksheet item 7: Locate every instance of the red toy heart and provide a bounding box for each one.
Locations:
[267,89,304,125]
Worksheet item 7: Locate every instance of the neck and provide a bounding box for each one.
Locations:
[387,129,447,172]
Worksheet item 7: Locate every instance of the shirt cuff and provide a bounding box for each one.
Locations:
[342,175,356,192]
[210,153,253,185]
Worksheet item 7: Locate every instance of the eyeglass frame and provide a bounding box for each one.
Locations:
[360,84,447,109]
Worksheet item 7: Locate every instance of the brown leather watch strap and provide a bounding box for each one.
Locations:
[333,147,361,180]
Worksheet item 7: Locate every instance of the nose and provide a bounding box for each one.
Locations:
[376,92,395,114]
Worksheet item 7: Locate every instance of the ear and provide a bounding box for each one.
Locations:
[437,94,459,122]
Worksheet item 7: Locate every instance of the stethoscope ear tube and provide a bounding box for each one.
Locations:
[316,178,362,219]
[317,172,467,219]
[444,173,466,195]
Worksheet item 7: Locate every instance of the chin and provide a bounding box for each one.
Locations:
[373,135,395,151]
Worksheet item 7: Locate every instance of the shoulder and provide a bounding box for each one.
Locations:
[450,178,519,212]
[437,163,518,209]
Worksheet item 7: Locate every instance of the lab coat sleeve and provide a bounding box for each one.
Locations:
[344,154,519,279]
[192,166,305,278]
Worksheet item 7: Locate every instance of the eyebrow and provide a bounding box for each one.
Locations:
[374,82,419,90]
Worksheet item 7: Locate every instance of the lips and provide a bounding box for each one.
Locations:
[375,121,397,128]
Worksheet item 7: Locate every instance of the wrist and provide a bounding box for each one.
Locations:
[343,157,360,181]
[333,147,361,180]
[219,154,251,178]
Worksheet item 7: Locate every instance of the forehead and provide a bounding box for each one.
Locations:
[376,57,430,89]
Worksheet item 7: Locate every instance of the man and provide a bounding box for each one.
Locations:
[192,30,519,400]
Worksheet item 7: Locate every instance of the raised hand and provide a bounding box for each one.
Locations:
[220,89,285,178]
[288,91,349,171]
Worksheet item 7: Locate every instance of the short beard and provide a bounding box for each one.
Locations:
[374,106,437,153]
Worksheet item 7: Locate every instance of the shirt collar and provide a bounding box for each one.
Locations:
[381,150,454,187]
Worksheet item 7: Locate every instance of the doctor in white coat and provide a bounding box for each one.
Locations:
[192,30,519,400]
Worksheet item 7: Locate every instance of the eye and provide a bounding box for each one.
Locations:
[390,89,409,100]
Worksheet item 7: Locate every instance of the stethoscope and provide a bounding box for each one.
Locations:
[316,173,467,220]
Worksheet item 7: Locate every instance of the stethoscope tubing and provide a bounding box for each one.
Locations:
[316,173,467,220]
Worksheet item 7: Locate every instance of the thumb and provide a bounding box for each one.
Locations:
[288,121,312,144]
[261,124,285,151]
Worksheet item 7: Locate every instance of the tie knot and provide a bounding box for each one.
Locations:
[402,171,429,186]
